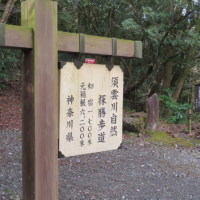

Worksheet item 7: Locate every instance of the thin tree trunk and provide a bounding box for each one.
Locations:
[148,66,164,97]
[0,0,17,23]
[162,48,173,89]
[178,87,183,103]
[172,65,190,101]
[170,70,180,87]
[162,1,174,90]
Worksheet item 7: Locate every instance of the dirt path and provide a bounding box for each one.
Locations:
[1,130,200,200]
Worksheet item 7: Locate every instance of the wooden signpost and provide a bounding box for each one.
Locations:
[0,0,142,199]
[58,62,124,158]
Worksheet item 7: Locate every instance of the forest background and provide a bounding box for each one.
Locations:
[0,0,200,124]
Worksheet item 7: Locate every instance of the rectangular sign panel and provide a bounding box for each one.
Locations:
[85,58,96,64]
[59,62,123,157]
[195,84,200,112]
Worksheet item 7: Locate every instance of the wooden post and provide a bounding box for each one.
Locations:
[188,107,192,134]
[21,0,58,199]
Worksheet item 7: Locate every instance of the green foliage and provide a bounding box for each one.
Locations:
[123,99,137,113]
[0,49,21,90]
[192,112,200,123]
[159,89,191,124]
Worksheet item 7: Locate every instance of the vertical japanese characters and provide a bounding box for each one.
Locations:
[66,95,74,142]
[79,82,95,147]
[110,77,118,137]
[59,63,123,157]
[98,94,107,143]
[80,82,86,147]
[87,83,94,146]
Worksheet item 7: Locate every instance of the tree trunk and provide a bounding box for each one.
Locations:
[170,70,180,87]
[172,65,190,101]
[162,1,174,90]
[124,65,153,97]
[178,87,183,103]
[148,67,164,97]
[162,48,173,90]
[0,0,17,23]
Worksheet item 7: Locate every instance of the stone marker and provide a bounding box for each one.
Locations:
[58,62,123,157]
[145,93,159,131]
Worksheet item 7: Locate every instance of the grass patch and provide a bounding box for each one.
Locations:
[146,131,195,147]
[188,138,200,145]
[5,189,12,193]
[128,132,138,137]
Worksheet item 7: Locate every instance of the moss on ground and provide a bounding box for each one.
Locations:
[128,132,138,137]
[146,131,199,147]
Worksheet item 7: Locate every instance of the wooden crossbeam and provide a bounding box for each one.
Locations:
[58,31,142,58]
[0,23,32,49]
[0,23,142,58]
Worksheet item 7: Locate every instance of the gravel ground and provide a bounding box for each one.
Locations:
[0,130,200,200]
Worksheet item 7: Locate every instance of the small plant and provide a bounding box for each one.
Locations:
[5,189,12,193]
[159,89,191,124]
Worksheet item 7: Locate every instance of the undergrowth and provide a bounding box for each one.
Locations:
[146,131,200,147]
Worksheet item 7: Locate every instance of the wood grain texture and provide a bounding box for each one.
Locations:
[21,1,28,27]
[21,0,58,199]
[58,31,79,53]
[0,23,32,49]
[57,33,142,58]
[0,26,142,58]
[22,49,35,200]
[84,35,112,56]
[134,41,143,58]
[5,24,32,49]
[117,39,134,58]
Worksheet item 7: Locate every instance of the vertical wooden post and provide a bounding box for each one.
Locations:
[188,107,192,134]
[21,0,58,199]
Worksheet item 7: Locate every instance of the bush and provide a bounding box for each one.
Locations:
[159,89,191,124]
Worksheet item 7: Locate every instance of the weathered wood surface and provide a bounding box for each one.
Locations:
[58,31,79,53]
[21,0,58,199]
[135,41,143,59]
[117,39,134,57]
[0,23,142,58]
[0,23,32,49]
[80,34,112,56]
[58,33,142,58]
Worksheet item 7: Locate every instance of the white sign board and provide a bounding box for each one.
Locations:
[59,62,123,157]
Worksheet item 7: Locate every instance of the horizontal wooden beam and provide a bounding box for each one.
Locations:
[135,41,142,59]
[57,32,142,58]
[116,39,135,57]
[0,23,33,49]
[57,31,79,53]
[80,34,112,56]
[0,25,142,58]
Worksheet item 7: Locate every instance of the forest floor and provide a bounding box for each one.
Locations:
[1,81,200,139]
[1,82,200,199]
